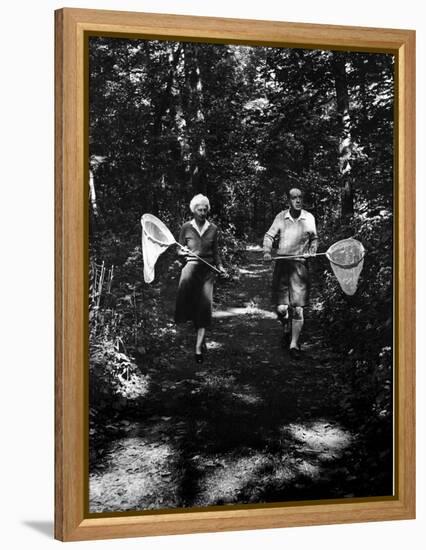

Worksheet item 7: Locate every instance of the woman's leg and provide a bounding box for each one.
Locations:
[193,267,213,359]
[195,327,206,354]
[175,263,197,324]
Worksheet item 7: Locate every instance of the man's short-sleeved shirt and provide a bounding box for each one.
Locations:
[264,209,318,256]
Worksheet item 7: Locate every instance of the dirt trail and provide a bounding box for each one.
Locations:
[89,247,389,513]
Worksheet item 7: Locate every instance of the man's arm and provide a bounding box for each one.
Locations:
[263,214,281,261]
[309,216,319,255]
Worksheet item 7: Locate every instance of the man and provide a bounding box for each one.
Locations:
[263,188,318,359]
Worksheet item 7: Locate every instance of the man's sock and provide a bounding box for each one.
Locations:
[280,319,290,347]
[290,319,303,349]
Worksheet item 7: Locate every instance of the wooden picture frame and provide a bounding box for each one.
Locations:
[55,7,415,542]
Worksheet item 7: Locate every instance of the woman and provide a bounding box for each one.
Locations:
[174,194,226,363]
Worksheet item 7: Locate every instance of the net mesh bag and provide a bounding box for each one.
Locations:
[326,238,365,296]
[141,214,176,283]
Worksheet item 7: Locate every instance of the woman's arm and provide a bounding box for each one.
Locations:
[177,224,189,261]
[213,227,224,270]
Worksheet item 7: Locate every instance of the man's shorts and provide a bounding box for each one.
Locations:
[271,259,309,307]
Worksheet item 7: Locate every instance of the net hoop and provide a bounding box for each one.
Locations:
[325,238,365,268]
[325,238,365,296]
[326,250,365,269]
[141,213,176,247]
[141,214,176,283]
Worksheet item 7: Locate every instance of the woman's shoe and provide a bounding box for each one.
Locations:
[289,346,302,360]
[195,353,204,364]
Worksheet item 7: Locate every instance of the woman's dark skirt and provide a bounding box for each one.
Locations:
[175,261,215,329]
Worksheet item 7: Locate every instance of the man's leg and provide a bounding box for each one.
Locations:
[273,260,291,348]
[277,304,289,320]
[290,306,303,350]
[288,260,308,355]
[277,304,291,347]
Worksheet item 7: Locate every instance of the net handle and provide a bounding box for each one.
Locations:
[273,249,365,268]
[273,252,328,260]
[176,242,222,274]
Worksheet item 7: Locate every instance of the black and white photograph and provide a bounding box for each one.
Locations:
[88,35,394,514]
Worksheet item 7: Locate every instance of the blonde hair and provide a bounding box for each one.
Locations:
[189,194,210,213]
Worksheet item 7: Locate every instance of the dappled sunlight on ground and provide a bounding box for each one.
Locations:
[89,419,353,511]
[213,306,275,319]
[239,266,270,276]
[284,421,352,461]
[196,372,237,388]
[193,441,344,506]
[205,340,224,350]
[231,388,264,406]
[90,438,179,512]
[295,460,320,479]
[194,453,276,505]
[189,420,353,506]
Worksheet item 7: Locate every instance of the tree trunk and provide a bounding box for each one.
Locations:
[89,169,99,218]
[332,52,354,219]
[149,43,182,213]
[183,44,207,195]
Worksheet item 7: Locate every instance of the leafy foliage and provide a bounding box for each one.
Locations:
[90,338,150,405]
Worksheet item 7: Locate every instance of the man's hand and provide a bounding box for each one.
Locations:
[263,253,272,263]
[303,249,317,258]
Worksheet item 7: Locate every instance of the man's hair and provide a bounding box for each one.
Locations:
[287,187,303,199]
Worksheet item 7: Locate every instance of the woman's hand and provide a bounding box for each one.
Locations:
[218,265,229,279]
[178,246,191,265]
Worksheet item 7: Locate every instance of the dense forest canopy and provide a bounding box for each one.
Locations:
[89,38,394,247]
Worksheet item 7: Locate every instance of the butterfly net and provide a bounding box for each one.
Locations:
[326,238,365,296]
[141,214,176,283]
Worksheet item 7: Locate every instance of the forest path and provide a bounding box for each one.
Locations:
[89,248,380,513]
